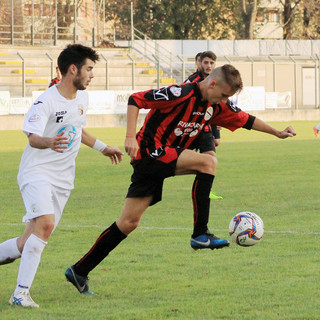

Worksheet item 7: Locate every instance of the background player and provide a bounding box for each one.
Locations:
[185,51,222,198]
[195,52,202,72]
[49,66,62,87]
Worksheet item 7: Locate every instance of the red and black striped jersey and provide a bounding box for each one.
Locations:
[128,82,255,159]
[49,77,61,88]
[184,71,204,84]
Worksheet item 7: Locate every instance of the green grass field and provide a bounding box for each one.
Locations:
[0,121,319,320]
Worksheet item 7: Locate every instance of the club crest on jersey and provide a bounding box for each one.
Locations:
[153,88,169,100]
[170,86,182,97]
[57,124,76,148]
[204,106,213,121]
[28,114,41,122]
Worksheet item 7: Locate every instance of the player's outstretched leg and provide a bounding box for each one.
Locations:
[0,237,21,265]
[191,230,230,250]
[65,265,95,295]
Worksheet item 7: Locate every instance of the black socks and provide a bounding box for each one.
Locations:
[192,172,215,238]
[74,222,126,276]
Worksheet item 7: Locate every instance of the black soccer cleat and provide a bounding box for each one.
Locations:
[191,232,230,250]
[65,265,96,295]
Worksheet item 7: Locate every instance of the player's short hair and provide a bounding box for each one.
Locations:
[58,44,100,76]
[200,51,217,62]
[220,64,243,93]
[195,52,202,62]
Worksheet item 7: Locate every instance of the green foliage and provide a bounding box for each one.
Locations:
[0,122,319,319]
[109,0,241,40]
[105,0,320,40]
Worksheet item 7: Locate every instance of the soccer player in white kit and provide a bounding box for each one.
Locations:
[0,44,123,307]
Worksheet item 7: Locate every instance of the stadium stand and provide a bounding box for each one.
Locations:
[0,46,176,97]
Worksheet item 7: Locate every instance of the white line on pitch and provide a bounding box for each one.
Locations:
[0,223,320,235]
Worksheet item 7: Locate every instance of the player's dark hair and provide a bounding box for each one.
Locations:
[195,52,202,62]
[200,51,217,62]
[221,64,243,93]
[57,44,100,76]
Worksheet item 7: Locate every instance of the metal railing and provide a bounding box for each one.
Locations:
[0,47,319,108]
[0,23,115,47]
[17,52,25,97]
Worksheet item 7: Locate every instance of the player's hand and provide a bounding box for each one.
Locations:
[101,146,124,164]
[51,132,69,153]
[125,136,139,159]
[277,126,296,139]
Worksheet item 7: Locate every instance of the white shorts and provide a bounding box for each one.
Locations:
[21,182,71,231]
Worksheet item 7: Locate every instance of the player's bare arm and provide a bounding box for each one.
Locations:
[28,132,69,153]
[251,117,296,139]
[125,104,140,159]
[81,128,124,164]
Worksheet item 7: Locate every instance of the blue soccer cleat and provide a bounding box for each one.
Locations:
[191,232,230,250]
[65,265,96,295]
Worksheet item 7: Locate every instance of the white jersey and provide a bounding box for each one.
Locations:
[17,85,88,190]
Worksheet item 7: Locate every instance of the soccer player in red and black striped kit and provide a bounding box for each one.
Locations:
[185,51,221,160]
[185,51,217,84]
[65,64,296,295]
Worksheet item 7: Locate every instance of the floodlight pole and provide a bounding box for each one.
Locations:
[130,2,134,50]
[74,0,77,43]
[31,0,34,46]
[54,0,57,45]
[11,0,14,44]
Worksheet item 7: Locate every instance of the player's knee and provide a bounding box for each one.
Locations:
[36,221,54,240]
[129,219,140,231]
[42,222,54,239]
[117,217,140,235]
[201,154,217,174]
[203,150,216,157]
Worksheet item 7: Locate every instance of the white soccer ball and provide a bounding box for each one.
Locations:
[229,211,264,246]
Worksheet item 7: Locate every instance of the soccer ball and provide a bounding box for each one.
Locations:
[229,211,264,246]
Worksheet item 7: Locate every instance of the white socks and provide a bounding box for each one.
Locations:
[0,237,21,265]
[14,234,47,295]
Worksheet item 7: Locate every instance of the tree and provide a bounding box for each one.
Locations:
[133,0,218,39]
[301,0,320,39]
[239,0,258,39]
[103,0,241,40]
[280,0,301,39]
[102,0,320,41]
[104,0,131,39]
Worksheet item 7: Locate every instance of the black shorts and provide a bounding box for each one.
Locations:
[194,125,220,153]
[212,125,220,139]
[126,146,183,206]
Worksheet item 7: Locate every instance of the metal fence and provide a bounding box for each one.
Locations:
[0,0,131,47]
